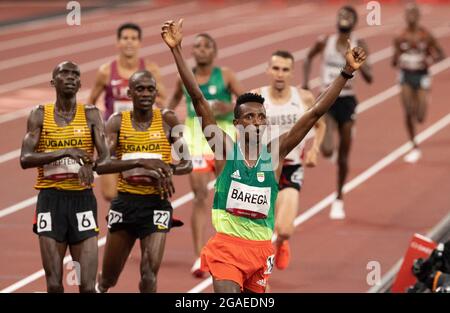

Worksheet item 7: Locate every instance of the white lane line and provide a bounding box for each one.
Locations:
[0,2,260,72]
[0,13,435,124]
[187,112,450,293]
[2,24,450,295]
[0,149,20,164]
[2,42,450,219]
[0,17,403,125]
[0,2,316,94]
[0,196,37,219]
[0,180,215,293]
[185,57,450,292]
[0,2,198,53]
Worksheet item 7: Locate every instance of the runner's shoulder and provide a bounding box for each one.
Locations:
[297,88,315,106]
[106,112,122,131]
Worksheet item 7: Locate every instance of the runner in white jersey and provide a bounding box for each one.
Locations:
[252,50,325,270]
[303,6,373,220]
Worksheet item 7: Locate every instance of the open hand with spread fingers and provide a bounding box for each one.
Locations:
[161,19,184,49]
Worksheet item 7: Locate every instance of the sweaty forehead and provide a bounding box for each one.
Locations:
[129,74,155,88]
[239,102,266,115]
[53,62,79,77]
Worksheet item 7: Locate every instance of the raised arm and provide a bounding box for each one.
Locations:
[20,106,92,169]
[279,41,366,172]
[299,89,326,167]
[161,19,231,163]
[166,78,184,110]
[302,36,327,90]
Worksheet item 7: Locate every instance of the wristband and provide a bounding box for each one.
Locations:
[341,68,354,79]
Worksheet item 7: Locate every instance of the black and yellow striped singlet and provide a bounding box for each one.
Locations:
[116,109,172,195]
[35,103,94,190]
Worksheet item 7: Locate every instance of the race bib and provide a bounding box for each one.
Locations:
[399,52,426,70]
[76,211,97,232]
[291,167,304,185]
[107,209,123,228]
[113,100,133,113]
[37,212,52,232]
[121,152,162,185]
[43,156,80,180]
[153,210,170,230]
[226,180,271,219]
[264,254,275,275]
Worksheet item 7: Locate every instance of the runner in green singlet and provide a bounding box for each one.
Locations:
[167,33,244,277]
[162,19,367,293]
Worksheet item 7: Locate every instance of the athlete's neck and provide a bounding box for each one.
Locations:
[338,32,351,41]
[194,63,214,76]
[132,107,153,124]
[269,85,291,101]
[118,55,140,70]
[240,140,262,168]
[55,93,77,112]
[407,24,419,32]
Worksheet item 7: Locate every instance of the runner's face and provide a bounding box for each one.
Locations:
[192,36,216,66]
[234,102,267,144]
[52,62,81,95]
[337,9,356,33]
[267,56,293,92]
[117,29,141,58]
[406,7,419,27]
[128,76,157,111]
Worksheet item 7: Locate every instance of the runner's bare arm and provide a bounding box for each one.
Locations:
[279,42,366,174]
[357,39,373,84]
[303,35,327,89]
[299,89,326,167]
[85,105,110,171]
[429,32,446,62]
[88,63,109,105]
[166,78,184,110]
[162,109,193,175]
[162,19,231,170]
[146,61,167,107]
[95,114,172,177]
[20,106,92,169]
[392,37,401,68]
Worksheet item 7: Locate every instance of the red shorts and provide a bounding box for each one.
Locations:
[192,155,215,173]
[200,232,275,293]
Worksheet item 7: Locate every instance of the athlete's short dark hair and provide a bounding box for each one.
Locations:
[117,23,142,40]
[271,50,294,63]
[234,93,265,118]
[340,5,358,24]
[196,33,217,52]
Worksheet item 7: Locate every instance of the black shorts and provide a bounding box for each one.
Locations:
[33,188,98,244]
[328,96,358,126]
[278,164,304,191]
[107,192,173,239]
[399,69,431,90]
